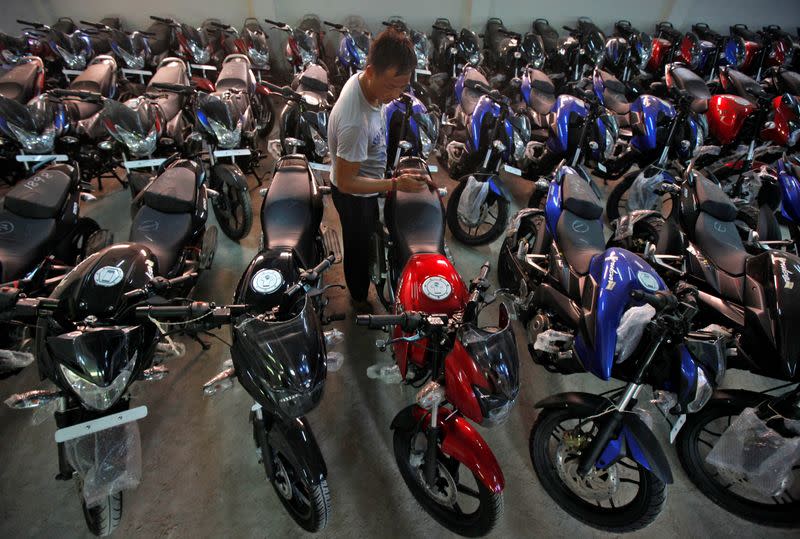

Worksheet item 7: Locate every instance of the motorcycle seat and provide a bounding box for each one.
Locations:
[730,25,761,44]
[0,62,40,103]
[216,55,252,93]
[693,212,748,276]
[532,20,559,55]
[526,68,556,115]
[148,60,190,121]
[3,167,72,219]
[66,99,103,122]
[69,60,115,97]
[0,211,56,282]
[724,68,769,103]
[142,166,198,214]
[598,70,630,115]
[461,69,490,116]
[778,70,800,95]
[386,187,445,271]
[262,158,318,268]
[669,66,711,113]
[561,172,604,220]
[298,64,330,104]
[694,173,739,221]
[129,205,193,275]
[556,210,605,275]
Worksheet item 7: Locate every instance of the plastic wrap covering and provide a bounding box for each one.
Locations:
[65,422,142,507]
[367,362,402,384]
[0,349,34,375]
[705,407,800,498]
[627,168,672,213]
[505,207,541,239]
[457,176,490,228]
[615,304,656,363]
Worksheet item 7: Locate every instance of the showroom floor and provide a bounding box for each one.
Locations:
[0,142,796,538]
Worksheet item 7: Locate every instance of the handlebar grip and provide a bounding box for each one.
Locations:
[150,16,172,24]
[264,19,284,27]
[356,313,419,330]
[17,20,44,28]
[80,20,102,28]
[630,290,675,311]
[261,81,285,93]
[477,261,491,281]
[136,301,210,320]
[324,21,343,30]
[167,272,197,288]
[0,286,21,314]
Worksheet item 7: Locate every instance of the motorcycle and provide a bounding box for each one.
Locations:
[324,20,371,87]
[361,156,519,536]
[0,31,33,67]
[141,153,343,531]
[530,18,560,71]
[16,18,94,82]
[441,68,531,245]
[646,22,683,77]
[381,18,435,108]
[264,18,323,78]
[483,18,545,87]
[602,21,653,95]
[385,91,440,176]
[497,162,725,531]
[430,19,482,80]
[80,19,154,88]
[147,16,217,79]
[555,17,606,84]
[201,19,271,79]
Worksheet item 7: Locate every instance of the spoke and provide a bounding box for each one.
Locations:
[619,477,641,486]
[617,460,639,471]
[452,502,465,516]
[609,497,616,509]
[697,437,715,449]
[457,483,481,499]
[701,427,724,438]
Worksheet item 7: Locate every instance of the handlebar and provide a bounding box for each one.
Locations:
[431,24,457,36]
[16,20,46,29]
[49,88,103,102]
[285,254,336,297]
[149,82,195,94]
[150,16,175,24]
[630,289,677,311]
[264,19,288,29]
[356,311,426,332]
[324,21,345,31]
[0,286,60,320]
[123,272,198,301]
[135,301,248,325]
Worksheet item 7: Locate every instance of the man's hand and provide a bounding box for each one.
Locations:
[396,173,428,193]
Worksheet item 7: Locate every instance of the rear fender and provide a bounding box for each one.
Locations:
[535,391,673,484]
[392,405,505,493]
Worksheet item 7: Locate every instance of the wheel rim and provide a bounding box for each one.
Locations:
[691,411,800,506]
[217,184,246,235]
[545,415,647,510]
[404,431,485,517]
[271,449,313,519]
[455,195,502,239]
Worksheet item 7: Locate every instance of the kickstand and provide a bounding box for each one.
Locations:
[251,168,268,186]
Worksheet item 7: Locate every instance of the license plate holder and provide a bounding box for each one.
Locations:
[55,406,148,443]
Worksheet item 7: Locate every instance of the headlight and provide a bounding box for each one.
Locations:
[7,123,55,153]
[468,51,481,65]
[114,44,145,70]
[686,366,713,413]
[56,45,86,70]
[208,117,241,148]
[188,41,210,64]
[512,129,524,162]
[248,46,269,67]
[355,48,367,69]
[419,128,433,158]
[531,55,545,69]
[310,127,328,157]
[300,48,315,67]
[59,354,135,411]
[604,127,615,158]
[115,125,157,157]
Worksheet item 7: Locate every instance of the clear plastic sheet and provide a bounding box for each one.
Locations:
[533,329,574,354]
[615,304,656,363]
[0,349,34,375]
[366,362,402,384]
[457,176,490,228]
[705,407,800,498]
[627,169,673,213]
[326,352,344,372]
[505,208,541,240]
[65,422,142,507]
[324,329,344,347]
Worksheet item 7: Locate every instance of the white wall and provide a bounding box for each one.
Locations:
[2,0,797,37]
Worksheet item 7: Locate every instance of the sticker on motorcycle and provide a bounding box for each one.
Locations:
[637,271,660,291]
[421,276,452,301]
[93,266,125,287]
[251,269,284,294]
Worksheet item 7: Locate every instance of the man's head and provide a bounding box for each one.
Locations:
[362,28,416,104]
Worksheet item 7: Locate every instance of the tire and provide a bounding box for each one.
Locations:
[393,420,503,537]
[256,94,276,138]
[676,400,800,528]
[82,492,123,537]
[530,408,666,532]
[212,184,253,241]
[446,179,509,245]
[252,418,331,532]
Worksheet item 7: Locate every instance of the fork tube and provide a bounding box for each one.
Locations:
[424,331,444,486]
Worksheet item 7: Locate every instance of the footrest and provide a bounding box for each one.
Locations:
[321,225,342,263]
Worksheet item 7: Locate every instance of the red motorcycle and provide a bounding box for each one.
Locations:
[264,19,323,77]
[730,24,795,79]
[357,157,519,536]
[646,21,682,75]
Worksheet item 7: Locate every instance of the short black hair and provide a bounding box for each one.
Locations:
[367,28,416,75]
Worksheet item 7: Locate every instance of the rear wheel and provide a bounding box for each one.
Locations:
[212,183,253,241]
[676,399,800,528]
[393,416,503,536]
[446,179,509,245]
[530,407,666,532]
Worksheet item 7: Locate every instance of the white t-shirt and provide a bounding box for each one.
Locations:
[327,73,387,197]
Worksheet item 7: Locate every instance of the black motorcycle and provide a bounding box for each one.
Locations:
[483,18,545,85]
[80,19,155,89]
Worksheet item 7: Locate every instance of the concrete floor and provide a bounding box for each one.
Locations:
[0,146,796,539]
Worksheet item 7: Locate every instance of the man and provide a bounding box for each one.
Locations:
[328,28,427,312]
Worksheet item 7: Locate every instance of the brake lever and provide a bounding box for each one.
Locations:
[306,283,345,299]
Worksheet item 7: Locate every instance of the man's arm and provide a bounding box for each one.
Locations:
[334,157,393,195]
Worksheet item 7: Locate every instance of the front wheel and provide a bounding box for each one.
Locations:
[81,491,122,537]
[212,183,253,241]
[393,419,503,537]
[676,399,800,528]
[253,417,331,532]
[530,407,666,532]
[446,178,509,245]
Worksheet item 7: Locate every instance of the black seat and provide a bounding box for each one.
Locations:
[216,55,251,93]
[69,60,114,97]
[556,211,605,275]
[561,173,604,220]
[669,66,711,113]
[730,25,761,43]
[778,70,800,95]
[129,205,193,275]
[533,19,559,56]
[142,166,197,214]
[387,187,445,271]
[4,167,72,219]
[0,62,40,103]
[694,174,739,221]
[598,70,630,115]
[0,211,56,282]
[262,158,317,267]
[724,68,769,103]
[694,212,748,276]
[485,19,507,59]
[526,68,556,115]
[461,69,490,116]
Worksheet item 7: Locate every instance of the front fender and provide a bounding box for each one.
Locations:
[536,392,673,484]
[210,163,249,191]
[707,388,769,408]
[486,175,511,201]
[392,405,505,493]
[266,414,327,486]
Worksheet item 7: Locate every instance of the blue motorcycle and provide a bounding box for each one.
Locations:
[324,20,371,88]
[498,162,726,531]
[384,92,439,176]
[441,66,531,244]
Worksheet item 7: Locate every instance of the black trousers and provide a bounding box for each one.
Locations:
[331,185,379,302]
